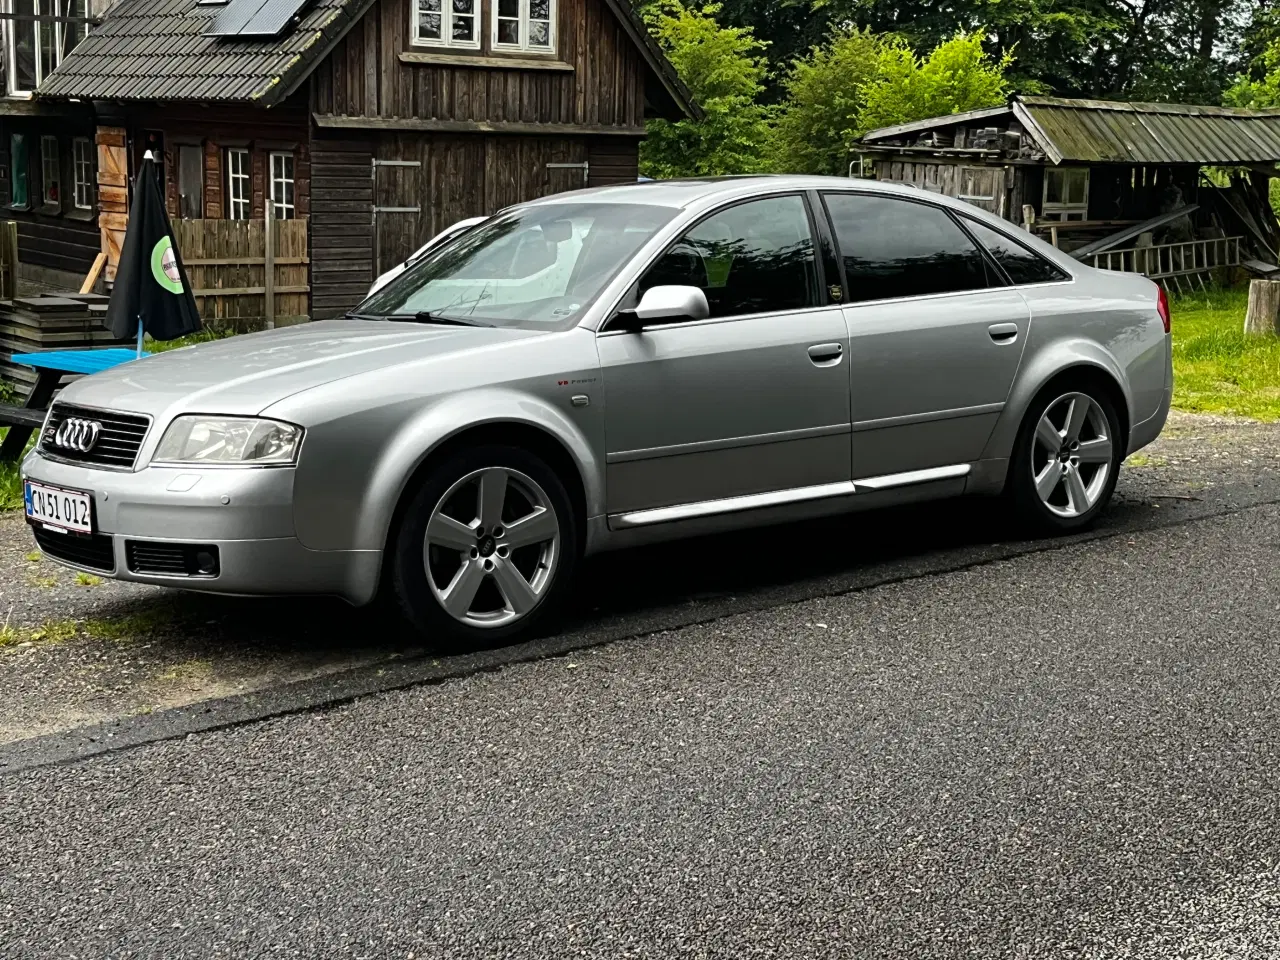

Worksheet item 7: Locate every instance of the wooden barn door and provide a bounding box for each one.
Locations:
[957,166,1005,216]
[372,144,423,277]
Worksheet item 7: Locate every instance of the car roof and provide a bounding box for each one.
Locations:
[524,175,944,210]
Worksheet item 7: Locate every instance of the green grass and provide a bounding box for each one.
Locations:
[1171,286,1280,420]
[145,329,235,354]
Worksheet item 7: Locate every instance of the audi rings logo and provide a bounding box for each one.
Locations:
[53,418,102,453]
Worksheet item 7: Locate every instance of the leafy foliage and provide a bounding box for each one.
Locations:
[857,32,1013,137]
[638,2,775,178]
[769,30,1011,175]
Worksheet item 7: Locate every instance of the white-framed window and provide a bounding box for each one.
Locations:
[492,0,553,52]
[225,147,249,220]
[72,136,93,209]
[1042,167,1089,222]
[412,0,478,48]
[269,151,295,220]
[39,134,58,205]
[3,0,94,96]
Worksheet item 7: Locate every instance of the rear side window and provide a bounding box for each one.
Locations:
[823,193,1000,303]
[963,218,1070,285]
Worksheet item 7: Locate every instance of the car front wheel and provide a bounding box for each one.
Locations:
[392,445,577,650]
[1009,382,1123,533]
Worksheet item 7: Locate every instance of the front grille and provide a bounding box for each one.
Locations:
[126,540,220,578]
[40,403,150,470]
[31,525,116,572]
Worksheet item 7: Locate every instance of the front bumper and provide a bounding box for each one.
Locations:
[21,451,381,605]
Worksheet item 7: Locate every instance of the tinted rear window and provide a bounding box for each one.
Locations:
[823,193,999,303]
[963,218,1070,285]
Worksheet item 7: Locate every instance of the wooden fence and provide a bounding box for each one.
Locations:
[171,208,309,331]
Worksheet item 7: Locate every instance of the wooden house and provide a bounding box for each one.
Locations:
[0,0,696,320]
[857,97,1280,284]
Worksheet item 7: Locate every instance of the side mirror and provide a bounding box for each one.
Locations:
[612,285,709,331]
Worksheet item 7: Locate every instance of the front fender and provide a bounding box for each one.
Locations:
[290,387,603,552]
[982,336,1134,461]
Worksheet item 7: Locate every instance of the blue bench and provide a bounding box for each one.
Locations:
[1,348,149,461]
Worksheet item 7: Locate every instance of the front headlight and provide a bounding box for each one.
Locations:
[153,416,303,465]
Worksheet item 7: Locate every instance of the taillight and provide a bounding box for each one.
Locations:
[1156,284,1171,334]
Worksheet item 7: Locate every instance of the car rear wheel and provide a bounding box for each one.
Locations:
[392,444,577,650]
[1009,382,1122,534]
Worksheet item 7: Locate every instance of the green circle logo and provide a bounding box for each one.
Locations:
[150,236,184,294]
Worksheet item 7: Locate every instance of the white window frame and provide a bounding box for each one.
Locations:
[1042,166,1089,222]
[491,0,554,53]
[225,147,249,220]
[411,0,480,49]
[269,151,295,220]
[72,135,93,209]
[39,134,58,205]
[3,0,93,97]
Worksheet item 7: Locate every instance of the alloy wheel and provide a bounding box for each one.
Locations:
[423,466,560,629]
[1030,391,1114,518]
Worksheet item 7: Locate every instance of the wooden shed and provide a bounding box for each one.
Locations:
[2,0,697,321]
[858,97,1280,284]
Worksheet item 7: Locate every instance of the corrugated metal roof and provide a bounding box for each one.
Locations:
[1016,97,1280,164]
[35,0,375,105]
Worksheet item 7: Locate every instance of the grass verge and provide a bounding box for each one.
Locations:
[1171,286,1280,420]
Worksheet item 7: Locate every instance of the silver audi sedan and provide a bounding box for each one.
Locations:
[22,176,1172,647]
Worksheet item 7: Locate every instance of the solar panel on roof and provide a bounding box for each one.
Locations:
[204,0,268,35]
[239,0,312,35]
[203,0,309,36]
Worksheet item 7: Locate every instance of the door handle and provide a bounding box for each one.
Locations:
[988,323,1019,344]
[807,342,844,366]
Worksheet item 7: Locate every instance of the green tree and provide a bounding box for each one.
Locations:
[1225,33,1280,108]
[769,28,885,174]
[857,31,1013,134]
[639,2,775,177]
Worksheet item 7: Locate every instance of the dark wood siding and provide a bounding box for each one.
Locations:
[125,99,311,222]
[310,0,646,130]
[0,115,101,277]
[310,136,374,319]
[587,138,638,185]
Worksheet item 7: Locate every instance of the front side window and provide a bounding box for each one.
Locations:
[226,148,249,220]
[10,134,28,207]
[963,217,1069,286]
[824,193,999,303]
[5,0,93,95]
[270,151,295,220]
[360,201,676,331]
[40,134,58,205]
[1042,167,1088,222]
[412,0,478,47]
[72,136,93,209]
[493,0,553,51]
[640,195,819,320]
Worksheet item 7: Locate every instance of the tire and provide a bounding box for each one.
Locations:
[1008,378,1123,534]
[392,444,578,651]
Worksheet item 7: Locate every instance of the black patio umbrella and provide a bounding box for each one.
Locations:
[104,151,202,355]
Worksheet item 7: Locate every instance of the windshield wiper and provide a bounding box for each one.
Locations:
[344,311,381,321]
[390,311,493,327]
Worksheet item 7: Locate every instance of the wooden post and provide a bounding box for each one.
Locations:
[1244,279,1280,336]
[1049,225,1059,249]
[264,199,275,330]
[80,252,106,294]
[1021,204,1035,232]
[0,220,17,299]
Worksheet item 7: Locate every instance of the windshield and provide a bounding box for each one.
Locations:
[357,202,678,330]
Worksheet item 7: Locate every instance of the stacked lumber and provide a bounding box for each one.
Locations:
[0,293,125,399]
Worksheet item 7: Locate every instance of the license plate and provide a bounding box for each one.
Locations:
[24,480,93,534]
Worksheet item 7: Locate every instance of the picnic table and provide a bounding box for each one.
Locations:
[0,348,148,461]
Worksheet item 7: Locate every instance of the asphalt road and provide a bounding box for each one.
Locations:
[2,415,1280,957]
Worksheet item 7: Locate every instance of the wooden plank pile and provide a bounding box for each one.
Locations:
[0,292,125,399]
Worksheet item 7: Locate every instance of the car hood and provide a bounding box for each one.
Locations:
[57,319,546,419]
